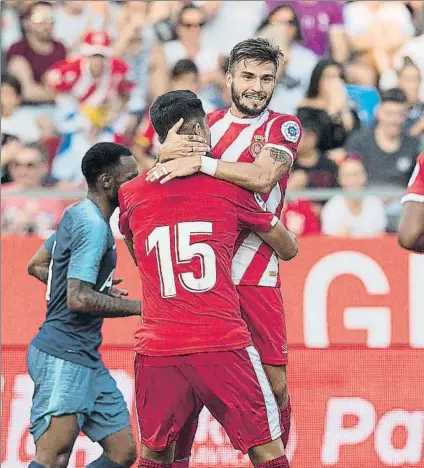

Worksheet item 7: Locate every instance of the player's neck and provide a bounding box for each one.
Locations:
[87,192,114,221]
[229,104,264,120]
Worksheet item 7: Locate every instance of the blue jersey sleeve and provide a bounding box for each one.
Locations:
[67,208,109,284]
[43,233,57,255]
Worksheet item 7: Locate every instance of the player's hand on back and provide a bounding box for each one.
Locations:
[146,156,201,184]
[157,118,210,162]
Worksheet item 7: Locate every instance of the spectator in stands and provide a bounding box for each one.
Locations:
[46,30,134,184]
[133,58,216,163]
[114,5,168,122]
[290,118,339,190]
[343,1,415,71]
[267,1,349,62]
[198,1,265,55]
[1,73,44,144]
[1,134,22,184]
[321,158,388,237]
[345,88,420,189]
[1,143,67,237]
[162,4,220,77]
[7,1,66,106]
[257,5,318,91]
[297,58,359,159]
[379,56,424,140]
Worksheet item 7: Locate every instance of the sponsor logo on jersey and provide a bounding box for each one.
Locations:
[281,120,300,143]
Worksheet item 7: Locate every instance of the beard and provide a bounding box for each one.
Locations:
[231,84,273,117]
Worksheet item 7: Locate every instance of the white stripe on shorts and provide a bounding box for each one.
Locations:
[246,346,281,440]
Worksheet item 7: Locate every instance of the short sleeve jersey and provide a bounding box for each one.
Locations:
[119,174,277,356]
[31,199,116,368]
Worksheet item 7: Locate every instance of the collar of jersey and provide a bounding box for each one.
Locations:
[224,108,270,125]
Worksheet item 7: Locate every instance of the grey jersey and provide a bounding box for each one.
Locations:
[31,199,116,368]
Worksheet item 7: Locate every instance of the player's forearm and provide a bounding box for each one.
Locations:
[67,280,141,317]
[28,264,50,284]
[259,221,298,261]
[214,160,276,193]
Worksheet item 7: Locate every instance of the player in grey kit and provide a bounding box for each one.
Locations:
[26,142,140,468]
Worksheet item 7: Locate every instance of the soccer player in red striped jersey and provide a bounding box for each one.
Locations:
[399,151,424,252]
[146,38,301,466]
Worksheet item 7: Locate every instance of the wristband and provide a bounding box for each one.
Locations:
[200,156,218,177]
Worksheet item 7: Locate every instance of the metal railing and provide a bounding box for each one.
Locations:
[0,188,406,200]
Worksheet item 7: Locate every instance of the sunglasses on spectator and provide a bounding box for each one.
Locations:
[31,13,54,24]
[180,21,205,29]
[11,161,41,169]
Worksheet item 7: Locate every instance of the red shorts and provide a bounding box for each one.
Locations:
[134,347,281,454]
[237,286,288,366]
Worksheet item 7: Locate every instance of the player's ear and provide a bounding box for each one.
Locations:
[99,173,113,189]
[225,71,232,89]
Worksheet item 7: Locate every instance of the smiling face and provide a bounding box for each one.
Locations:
[226,59,277,118]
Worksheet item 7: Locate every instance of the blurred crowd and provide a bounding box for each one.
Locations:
[1,0,423,238]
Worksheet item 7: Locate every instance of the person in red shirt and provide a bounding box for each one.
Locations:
[119,91,297,468]
[399,151,424,251]
[7,1,66,105]
[146,39,301,460]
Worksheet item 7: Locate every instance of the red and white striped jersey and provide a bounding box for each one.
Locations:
[46,57,134,107]
[209,108,302,287]
[402,151,424,204]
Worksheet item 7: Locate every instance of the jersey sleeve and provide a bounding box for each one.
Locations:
[265,115,302,164]
[67,210,109,284]
[402,153,424,204]
[43,232,57,255]
[234,187,278,233]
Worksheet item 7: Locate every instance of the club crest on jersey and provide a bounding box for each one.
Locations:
[250,140,264,159]
[281,120,300,143]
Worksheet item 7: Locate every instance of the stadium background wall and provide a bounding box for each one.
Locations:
[2,236,424,467]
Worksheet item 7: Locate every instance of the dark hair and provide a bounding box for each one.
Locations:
[299,118,320,136]
[171,59,199,80]
[150,90,206,143]
[81,142,133,187]
[380,88,408,104]
[177,3,204,25]
[306,58,343,99]
[25,1,54,18]
[228,37,283,74]
[256,4,302,41]
[1,73,22,97]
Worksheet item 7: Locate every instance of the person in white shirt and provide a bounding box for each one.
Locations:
[321,158,388,237]
[162,4,219,77]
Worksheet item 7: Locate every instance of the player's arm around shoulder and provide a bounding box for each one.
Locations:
[200,115,302,193]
